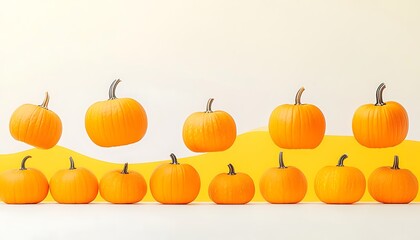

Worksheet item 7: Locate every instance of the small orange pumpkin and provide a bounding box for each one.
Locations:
[150,153,201,204]
[259,152,307,204]
[182,98,236,152]
[0,156,49,204]
[49,156,98,204]
[9,92,62,149]
[368,156,418,204]
[352,83,409,148]
[99,163,147,204]
[314,154,366,204]
[268,87,326,149]
[85,79,148,147]
[208,164,255,204]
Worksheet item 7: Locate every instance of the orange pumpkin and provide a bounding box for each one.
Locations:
[9,92,62,149]
[182,98,236,152]
[0,156,49,204]
[314,154,366,204]
[368,156,418,204]
[150,153,201,204]
[259,152,307,204]
[208,164,255,204]
[50,156,98,204]
[99,163,147,204]
[85,79,148,147]
[268,87,326,149]
[352,83,408,148]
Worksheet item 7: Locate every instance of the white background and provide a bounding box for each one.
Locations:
[1,0,420,163]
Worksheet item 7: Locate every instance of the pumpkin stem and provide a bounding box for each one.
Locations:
[20,155,32,170]
[294,87,305,105]
[278,152,287,169]
[39,92,50,109]
[121,163,129,174]
[109,79,122,100]
[375,83,386,106]
[206,98,214,113]
[69,156,76,170]
[170,153,179,165]
[336,154,348,167]
[227,163,236,175]
[391,156,400,170]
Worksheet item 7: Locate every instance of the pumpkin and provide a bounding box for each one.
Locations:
[182,98,236,152]
[268,87,326,149]
[368,156,418,204]
[314,154,366,204]
[49,156,98,204]
[85,79,148,147]
[9,92,62,149]
[99,163,147,204]
[208,164,255,204]
[0,156,49,204]
[259,152,307,204]
[150,153,200,204]
[352,83,409,148]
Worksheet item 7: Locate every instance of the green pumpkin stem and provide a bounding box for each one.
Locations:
[295,87,305,105]
[206,98,214,113]
[391,156,400,170]
[69,156,76,170]
[20,155,32,170]
[170,153,179,165]
[109,79,122,100]
[40,92,50,109]
[278,152,287,169]
[121,163,129,174]
[375,83,386,106]
[227,163,236,175]
[336,154,348,167]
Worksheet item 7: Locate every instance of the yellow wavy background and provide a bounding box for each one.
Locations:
[1,130,419,202]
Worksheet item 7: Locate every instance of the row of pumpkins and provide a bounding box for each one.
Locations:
[0,152,417,204]
[9,81,408,151]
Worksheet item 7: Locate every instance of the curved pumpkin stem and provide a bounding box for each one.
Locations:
[69,156,76,170]
[39,92,50,109]
[121,163,129,174]
[170,153,179,165]
[227,163,236,175]
[336,154,348,167]
[392,156,400,170]
[294,87,305,105]
[375,83,386,106]
[206,98,214,113]
[278,152,287,169]
[109,79,122,100]
[20,155,32,170]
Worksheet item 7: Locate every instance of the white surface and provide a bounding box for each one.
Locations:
[1,203,419,240]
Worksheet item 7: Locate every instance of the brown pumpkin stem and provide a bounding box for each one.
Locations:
[69,156,76,170]
[39,92,50,109]
[375,83,386,106]
[121,163,129,174]
[206,98,214,113]
[294,87,305,105]
[278,152,288,169]
[20,155,32,170]
[170,153,179,165]
[227,163,236,175]
[391,156,400,170]
[336,154,348,167]
[109,79,122,100]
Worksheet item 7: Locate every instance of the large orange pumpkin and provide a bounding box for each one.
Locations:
[0,156,49,204]
[9,92,62,149]
[259,152,307,204]
[352,83,408,148]
[150,153,201,204]
[85,79,148,147]
[49,156,98,204]
[368,156,418,204]
[182,98,236,152]
[208,164,255,204]
[268,87,326,149]
[99,163,147,204]
[314,154,366,204]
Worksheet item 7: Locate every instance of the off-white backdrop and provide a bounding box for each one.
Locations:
[1,0,420,163]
